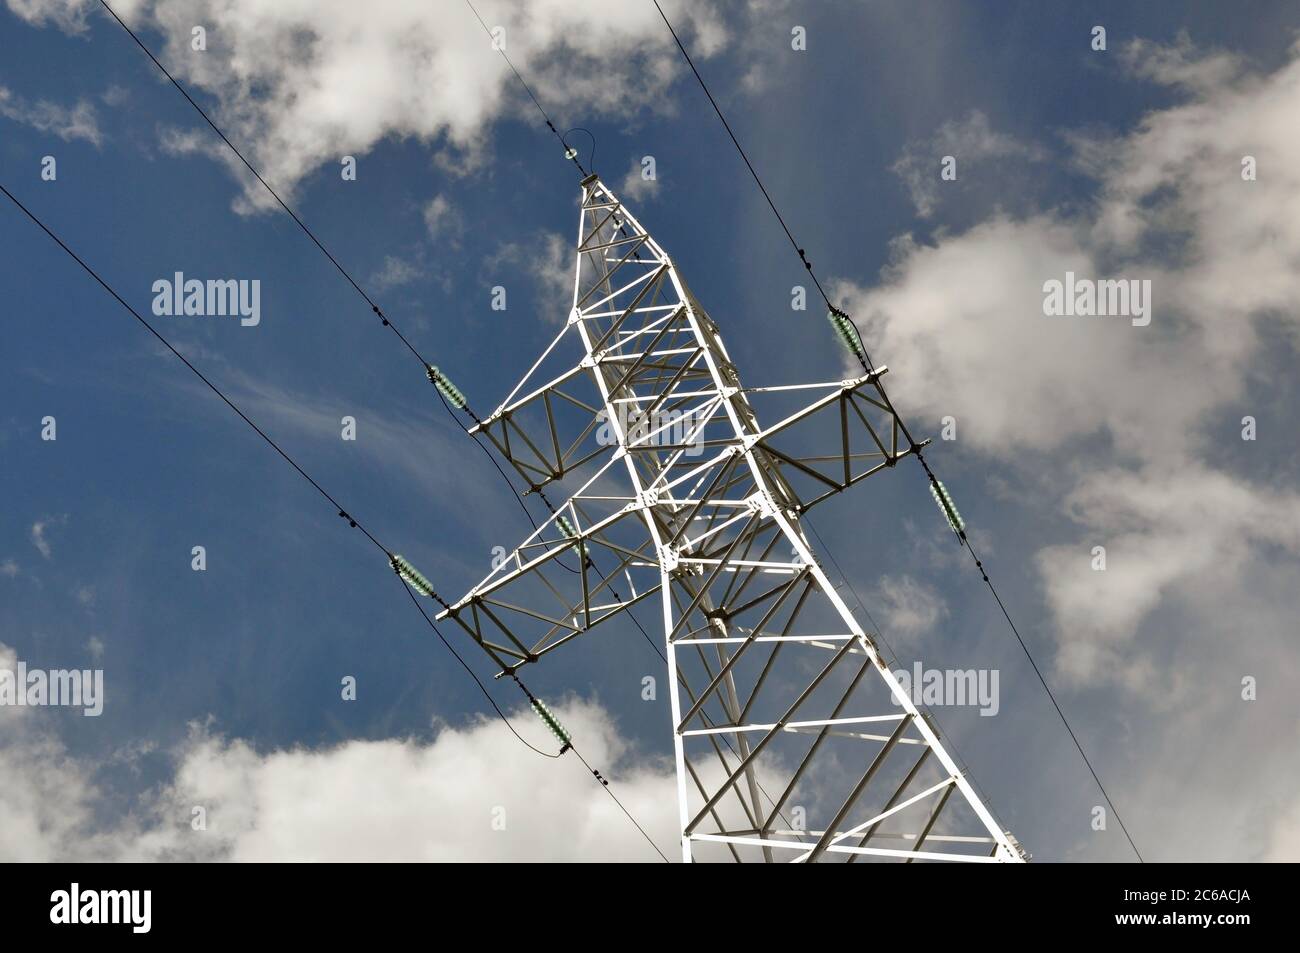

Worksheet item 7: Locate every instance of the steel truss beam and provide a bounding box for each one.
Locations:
[439,175,1025,863]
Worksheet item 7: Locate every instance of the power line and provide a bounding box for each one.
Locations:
[402,568,673,864]
[651,0,1144,862]
[509,673,670,862]
[0,183,385,559]
[94,0,579,555]
[95,1,431,366]
[568,743,670,862]
[93,0,1063,860]
[960,532,1145,862]
[89,0,671,858]
[0,179,668,862]
[515,494,804,851]
[453,6,852,849]
[95,0,616,583]
[447,5,808,840]
[461,0,802,841]
[463,0,589,177]
[803,517,1004,837]
[396,582,554,760]
[651,0,832,310]
[455,0,823,851]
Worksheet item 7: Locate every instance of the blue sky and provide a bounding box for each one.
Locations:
[4,0,1300,862]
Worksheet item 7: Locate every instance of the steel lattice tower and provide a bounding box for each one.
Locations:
[438,175,1025,863]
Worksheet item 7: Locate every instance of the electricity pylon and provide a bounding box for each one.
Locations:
[437,174,1025,863]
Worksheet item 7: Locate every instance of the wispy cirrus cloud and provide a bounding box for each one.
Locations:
[0,85,102,145]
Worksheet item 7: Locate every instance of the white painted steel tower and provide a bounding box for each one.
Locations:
[438,175,1025,863]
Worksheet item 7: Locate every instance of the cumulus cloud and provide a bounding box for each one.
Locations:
[145,699,680,862]
[833,37,1300,687]
[0,85,103,145]
[0,643,679,862]
[7,0,731,212]
[1037,463,1300,682]
[0,643,117,861]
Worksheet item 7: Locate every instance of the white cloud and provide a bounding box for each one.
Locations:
[192,370,476,506]
[873,574,947,637]
[370,254,421,292]
[833,38,1300,689]
[0,559,18,577]
[490,231,573,320]
[891,110,1044,217]
[618,157,659,202]
[162,367,553,577]
[530,232,573,311]
[3,0,97,33]
[9,0,733,212]
[1121,31,1244,94]
[0,642,119,861]
[101,84,130,107]
[423,194,462,242]
[0,640,681,862]
[1037,462,1300,682]
[147,701,680,862]
[0,725,115,861]
[0,85,102,145]
[29,517,63,560]
[1263,793,1300,862]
